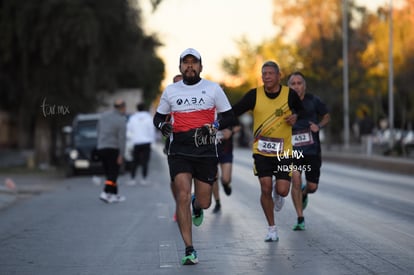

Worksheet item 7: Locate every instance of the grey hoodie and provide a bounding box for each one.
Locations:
[97,109,126,156]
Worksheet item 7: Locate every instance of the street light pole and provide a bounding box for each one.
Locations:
[342,0,350,149]
[388,0,394,149]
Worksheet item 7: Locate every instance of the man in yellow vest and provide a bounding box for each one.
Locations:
[232,61,304,242]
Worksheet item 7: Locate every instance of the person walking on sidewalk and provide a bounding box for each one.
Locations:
[232,61,304,242]
[153,48,234,265]
[97,99,127,203]
[287,71,330,231]
[127,102,156,186]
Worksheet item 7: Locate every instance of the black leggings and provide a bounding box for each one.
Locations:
[98,148,120,194]
[131,143,151,179]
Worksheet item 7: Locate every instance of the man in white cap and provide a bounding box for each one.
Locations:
[153,48,235,265]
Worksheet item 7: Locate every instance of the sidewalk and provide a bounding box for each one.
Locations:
[323,144,414,175]
[0,170,61,210]
[0,149,33,168]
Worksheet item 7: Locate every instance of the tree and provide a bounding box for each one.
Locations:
[360,0,414,130]
[0,0,164,164]
[220,36,300,100]
[221,0,394,143]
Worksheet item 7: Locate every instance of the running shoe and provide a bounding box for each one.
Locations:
[292,221,306,231]
[181,250,198,265]
[212,203,221,213]
[272,191,285,212]
[264,226,279,242]
[191,194,204,226]
[126,179,136,186]
[112,194,126,202]
[99,192,115,203]
[140,178,149,186]
[222,183,232,196]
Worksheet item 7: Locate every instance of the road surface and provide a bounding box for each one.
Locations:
[0,145,413,274]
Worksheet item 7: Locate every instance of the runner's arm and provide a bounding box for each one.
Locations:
[232,89,256,117]
[217,109,236,130]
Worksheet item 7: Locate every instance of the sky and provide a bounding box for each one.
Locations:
[141,0,389,86]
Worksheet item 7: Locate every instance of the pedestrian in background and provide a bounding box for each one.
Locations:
[127,102,156,186]
[232,61,303,242]
[288,71,330,231]
[153,48,235,265]
[97,99,127,203]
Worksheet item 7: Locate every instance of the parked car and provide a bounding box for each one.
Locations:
[63,113,102,176]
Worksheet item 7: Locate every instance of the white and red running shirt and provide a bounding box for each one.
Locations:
[157,79,232,157]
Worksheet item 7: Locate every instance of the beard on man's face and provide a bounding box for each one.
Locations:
[183,70,201,85]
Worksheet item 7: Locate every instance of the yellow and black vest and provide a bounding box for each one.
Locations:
[252,85,293,157]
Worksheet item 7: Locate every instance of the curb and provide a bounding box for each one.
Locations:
[0,174,60,210]
[323,151,414,175]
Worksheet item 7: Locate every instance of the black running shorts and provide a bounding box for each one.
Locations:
[253,154,292,180]
[218,151,233,164]
[292,154,321,184]
[168,155,218,184]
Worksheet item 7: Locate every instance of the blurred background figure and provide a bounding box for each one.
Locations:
[126,102,156,186]
[97,99,127,203]
[358,110,375,139]
[211,125,239,213]
[358,109,375,155]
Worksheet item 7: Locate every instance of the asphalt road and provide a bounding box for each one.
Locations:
[0,145,413,275]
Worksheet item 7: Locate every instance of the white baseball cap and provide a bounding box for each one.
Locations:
[179,48,202,62]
